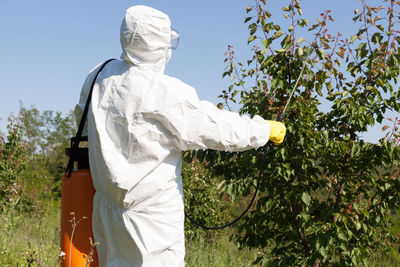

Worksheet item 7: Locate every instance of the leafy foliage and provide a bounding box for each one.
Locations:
[209,0,400,265]
[18,104,76,198]
[0,105,76,213]
[182,151,235,240]
[0,116,27,210]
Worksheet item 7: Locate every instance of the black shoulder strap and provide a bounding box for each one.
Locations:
[66,59,116,177]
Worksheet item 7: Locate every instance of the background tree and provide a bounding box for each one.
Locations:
[18,104,76,198]
[0,116,27,210]
[0,105,76,213]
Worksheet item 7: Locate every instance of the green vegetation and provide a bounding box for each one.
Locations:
[0,202,60,266]
[205,0,400,265]
[1,0,400,266]
[0,106,74,266]
[0,202,399,266]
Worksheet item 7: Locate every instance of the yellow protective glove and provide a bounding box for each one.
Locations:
[266,120,286,145]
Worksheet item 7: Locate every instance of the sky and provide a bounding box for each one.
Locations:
[0,0,398,143]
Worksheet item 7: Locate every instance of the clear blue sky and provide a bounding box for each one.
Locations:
[0,0,397,142]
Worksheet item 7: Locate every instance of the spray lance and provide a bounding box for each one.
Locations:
[185,51,310,230]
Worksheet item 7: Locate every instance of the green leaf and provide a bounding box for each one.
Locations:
[338,232,347,241]
[376,24,385,31]
[274,30,284,39]
[301,192,311,206]
[296,47,304,57]
[300,213,310,222]
[308,23,319,31]
[244,17,252,23]
[319,246,328,258]
[340,242,348,251]
[271,79,278,88]
[248,35,257,43]
[372,32,383,44]
[280,35,292,50]
[317,48,326,59]
[350,35,357,44]
[261,39,272,48]
[385,183,391,190]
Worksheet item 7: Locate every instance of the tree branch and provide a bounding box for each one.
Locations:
[290,200,311,255]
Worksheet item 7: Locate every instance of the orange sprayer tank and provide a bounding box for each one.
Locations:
[61,59,115,266]
[60,148,98,266]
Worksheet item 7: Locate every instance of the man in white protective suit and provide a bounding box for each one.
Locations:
[75,5,286,267]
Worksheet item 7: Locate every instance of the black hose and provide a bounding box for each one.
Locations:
[184,141,273,230]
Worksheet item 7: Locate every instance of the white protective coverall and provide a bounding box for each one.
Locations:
[75,5,271,267]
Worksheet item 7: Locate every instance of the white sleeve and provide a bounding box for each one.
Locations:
[149,80,271,152]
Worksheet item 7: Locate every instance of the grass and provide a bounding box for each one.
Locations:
[0,201,253,266]
[186,232,259,267]
[370,212,400,267]
[1,201,399,266]
[0,201,60,266]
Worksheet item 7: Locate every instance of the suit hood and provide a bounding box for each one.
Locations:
[120,5,172,73]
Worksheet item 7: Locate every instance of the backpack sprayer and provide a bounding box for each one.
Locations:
[60,59,115,267]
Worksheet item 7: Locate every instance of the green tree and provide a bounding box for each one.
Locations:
[0,116,27,210]
[2,105,76,211]
[0,105,76,211]
[18,104,76,196]
[208,0,400,265]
